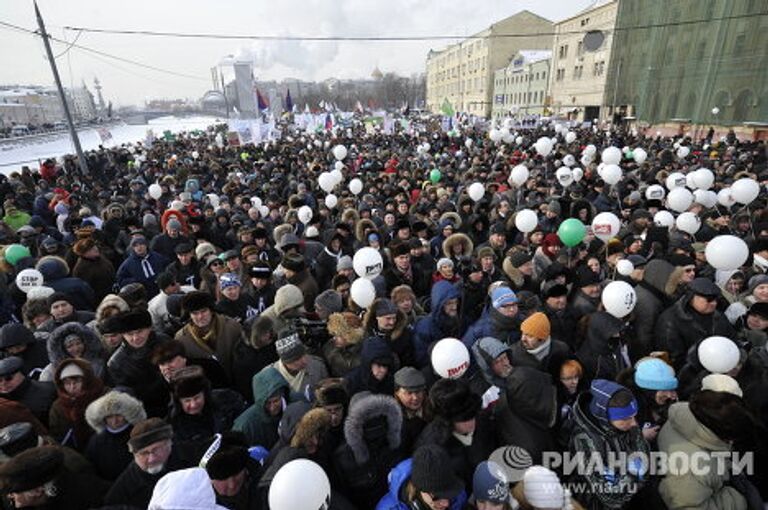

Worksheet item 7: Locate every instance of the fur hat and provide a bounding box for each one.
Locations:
[281,253,306,272]
[85,390,147,433]
[113,309,152,333]
[195,242,216,260]
[203,432,250,480]
[327,312,364,344]
[430,378,481,423]
[290,408,331,448]
[314,378,350,408]
[476,246,496,260]
[344,394,402,464]
[128,418,173,453]
[0,446,64,494]
[183,291,216,314]
[389,240,410,258]
[171,366,210,399]
[72,238,97,257]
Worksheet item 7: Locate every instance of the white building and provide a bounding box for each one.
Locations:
[67,84,97,121]
[492,50,552,120]
[0,87,65,126]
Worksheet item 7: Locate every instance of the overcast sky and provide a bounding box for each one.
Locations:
[1,0,595,106]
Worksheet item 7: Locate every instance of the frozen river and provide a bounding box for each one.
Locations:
[0,116,222,175]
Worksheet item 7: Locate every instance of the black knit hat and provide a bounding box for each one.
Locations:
[182,291,216,314]
[113,309,152,333]
[508,250,533,268]
[429,378,481,423]
[47,291,73,309]
[411,445,464,499]
[0,445,64,494]
[574,265,601,288]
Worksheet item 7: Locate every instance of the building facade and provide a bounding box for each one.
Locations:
[492,50,552,120]
[604,0,768,128]
[67,84,97,121]
[0,87,65,126]
[548,0,618,123]
[425,10,553,118]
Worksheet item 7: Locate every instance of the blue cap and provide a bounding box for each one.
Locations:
[219,273,241,289]
[491,287,518,308]
[634,358,678,391]
[473,461,509,504]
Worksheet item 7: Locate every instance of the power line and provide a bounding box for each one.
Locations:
[0,20,207,82]
[53,28,82,59]
[59,11,768,42]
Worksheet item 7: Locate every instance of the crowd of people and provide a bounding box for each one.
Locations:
[0,116,765,510]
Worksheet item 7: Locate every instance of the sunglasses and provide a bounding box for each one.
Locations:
[209,260,224,267]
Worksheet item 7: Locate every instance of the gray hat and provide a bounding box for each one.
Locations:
[394,366,426,390]
[315,290,343,314]
[547,200,561,216]
[689,278,720,298]
[275,330,306,363]
[278,233,301,250]
[372,298,398,317]
[627,254,648,268]
[0,357,23,378]
[336,255,353,271]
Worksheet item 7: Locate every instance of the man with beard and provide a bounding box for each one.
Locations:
[104,418,191,508]
[413,281,464,367]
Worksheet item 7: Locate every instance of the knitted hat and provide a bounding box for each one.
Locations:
[315,290,343,314]
[634,358,678,391]
[491,287,518,308]
[219,273,241,290]
[248,262,271,279]
[372,298,399,317]
[430,378,481,423]
[701,374,742,397]
[327,312,364,344]
[0,323,35,349]
[523,466,566,508]
[183,291,216,313]
[275,330,306,363]
[128,418,173,453]
[747,302,768,320]
[336,255,353,271]
[411,445,464,499]
[113,309,152,333]
[0,446,64,494]
[0,357,23,377]
[508,250,533,268]
[437,257,454,269]
[476,246,496,260]
[47,291,74,309]
[520,312,551,340]
[195,242,216,260]
[59,362,85,380]
[129,236,148,248]
[472,461,509,505]
[281,253,306,272]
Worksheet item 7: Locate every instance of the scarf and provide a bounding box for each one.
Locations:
[452,430,474,446]
[186,314,221,355]
[527,338,552,361]
[140,255,156,279]
[275,360,306,395]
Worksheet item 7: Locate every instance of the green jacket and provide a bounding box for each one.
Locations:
[657,403,747,510]
[3,211,30,232]
[232,366,288,448]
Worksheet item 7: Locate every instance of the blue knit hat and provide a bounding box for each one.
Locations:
[491,287,518,308]
[634,358,678,391]
[219,273,241,290]
[472,461,509,504]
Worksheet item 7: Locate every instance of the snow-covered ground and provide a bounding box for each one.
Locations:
[0,116,221,175]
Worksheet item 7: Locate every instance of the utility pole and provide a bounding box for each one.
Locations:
[34,1,88,175]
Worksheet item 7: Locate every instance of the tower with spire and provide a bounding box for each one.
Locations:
[93,77,106,114]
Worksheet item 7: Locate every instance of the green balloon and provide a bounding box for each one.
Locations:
[4,244,31,266]
[429,169,441,183]
[624,150,634,160]
[557,218,586,247]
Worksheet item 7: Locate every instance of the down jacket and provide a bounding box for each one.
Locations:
[41,322,106,382]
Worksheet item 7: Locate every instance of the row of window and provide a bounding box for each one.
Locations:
[554,60,606,81]
[499,90,546,105]
[495,70,548,88]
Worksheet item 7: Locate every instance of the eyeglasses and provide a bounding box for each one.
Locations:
[209,261,224,267]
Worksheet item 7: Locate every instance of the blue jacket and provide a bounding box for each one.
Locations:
[376,459,467,510]
[36,256,95,311]
[413,281,462,366]
[116,250,168,297]
[461,305,522,350]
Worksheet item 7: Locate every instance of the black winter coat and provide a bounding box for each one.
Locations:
[84,427,134,480]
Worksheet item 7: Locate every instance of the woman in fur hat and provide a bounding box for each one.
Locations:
[323,312,365,377]
[40,321,106,382]
[48,359,107,452]
[84,390,147,480]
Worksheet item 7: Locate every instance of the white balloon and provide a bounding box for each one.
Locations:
[665,172,687,190]
[565,131,577,144]
[431,338,470,379]
[334,161,344,171]
[580,155,593,167]
[207,193,220,209]
[562,154,576,167]
[269,459,330,510]
[601,164,622,185]
[422,142,431,153]
[654,210,675,228]
[318,172,335,193]
[601,146,622,165]
[332,144,348,161]
[502,130,514,144]
[515,136,523,145]
[633,148,648,164]
[693,168,714,190]
[616,259,635,276]
[489,129,502,142]
[572,168,584,182]
[503,118,513,129]
[15,268,44,294]
[534,137,553,157]
[685,172,699,190]
[667,187,694,212]
[148,184,162,199]
[591,212,621,242]
[676,212,701,235]
[555,167,574,188]
[330,169,343,184]
[250,196,263,208]
[259,205,270,217]
[350,278,376,308]
[509,165,529,187]
[324,194,338,209]
[601,280,637,319]
[676,146,690,159]
[717,188,736,208]
[554,124,563,134]
[730,178,760,205]
[297,205,313,224]
[705,235,749,270]
[353,247,384,279]
[515,209,539,233]
[645,184,666,201]
[348,178,363,195]
[698,336,740,374]
[465,138,473,148]
[584,144,597,156]
[694,189,717,209]
[468,182,485,202]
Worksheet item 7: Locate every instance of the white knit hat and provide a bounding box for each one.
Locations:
[701,374,743,397]
[60,362,85,380]
[523,466,568,509]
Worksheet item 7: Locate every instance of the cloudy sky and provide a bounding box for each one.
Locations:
[1,0,594,106]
